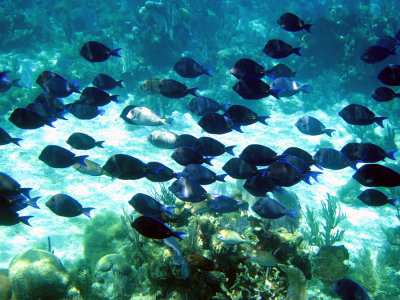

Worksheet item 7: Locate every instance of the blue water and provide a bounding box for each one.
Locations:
[1,1,400,299]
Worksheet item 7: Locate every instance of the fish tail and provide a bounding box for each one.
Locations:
[11,79,22,88]
[71,81,80,94]
[395,93,400,98]
[98,108,105,116]
[257,115,270,125]
[19,216,33,226]
[164,206,176,215]
[286,209,298,218]
[163,118,173,125]
[302,174,312,185]
[187,87,198,96]
[349,162,358,170]
[204,156,214,166]
[386,149,398,160]
[232,123,243,133]
[388,198,400,206]
[109,95,120,103]
[116,80,124,88]
[203,67,213,77]
[75,155,89,166]
[300,84,312,93]
[309,171,323,183]
[303,24,312,33]
[19,188,32,199]
[172,231,187,240]
[216,174,227,182]
[225,145,236,156]
[292,47,303,56]
[10,137,22,146]
[374,116,387,128]
[238,202,249,211]
[95,141,105,148]
[111,48,122,57]
[82,207,95,218]
[44,118,56,128]
[324,129,335,137]
[27,196,41,209]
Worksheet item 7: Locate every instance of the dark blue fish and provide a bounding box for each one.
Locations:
[353,164,400,187]
[66,132,104,150]
[0,172,32,199]
[6,196,40,212]
[358,189,399,207]
[230,58,266,79]
[129,193,175,216]
[278,154,321,183]
[93,73,124,90]
[173,57,212,78]
[263,39,302,59]
[187,96,228,116]
[34,93,65,113]
[252,197,297,219]
[377,64,400,86]
[179,164,226,185]
[79,87,119,107]
[145,162,177,182]
[239,144,277,166]
[222,158,258,179]
[157,79,198,98]
[223,105,269,126]
[65,101,105,120]
[295,115,335,136]
[80,41,121,62]
[198,113,242,134]
[26,103,66,120]
[46,194,94,218]
[194,136,235,157]
[207,195,248,213]
[282,147,315,167]
[361,45,396,64]
[131,215,185,240]
[243,170,278,197]
[277,13,311,33]
[265,63,296,79]
[43,77,80,98]
[313,148,355,170]
[332,278,370,300]
[0,127,22,146]
[266,161,308,187]
[376,35,400,49]
[372,86,400,102]
[338,104,387,128]
[0,71,20,92]
[39,145,88,168]
[171,147,213,166]
[36,71,79,98]
[102,154,148,180]
[9,108,55,130]
[168,177,208,203]
[341,142,396,163]
[175,134,198,148]
[233,76,279,100]
[0,207,32,226]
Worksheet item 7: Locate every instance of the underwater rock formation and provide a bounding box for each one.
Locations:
[0,269,11,300]
[92,253,133,300]
[313,245,349,284]
[8,249,70,300]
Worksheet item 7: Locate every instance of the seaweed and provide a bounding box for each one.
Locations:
[151,183,176,206]
[302,194,346,248]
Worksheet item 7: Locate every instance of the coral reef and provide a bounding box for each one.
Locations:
[8,249,73,300]
[313,245,349,284]
[0,269,11,300]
